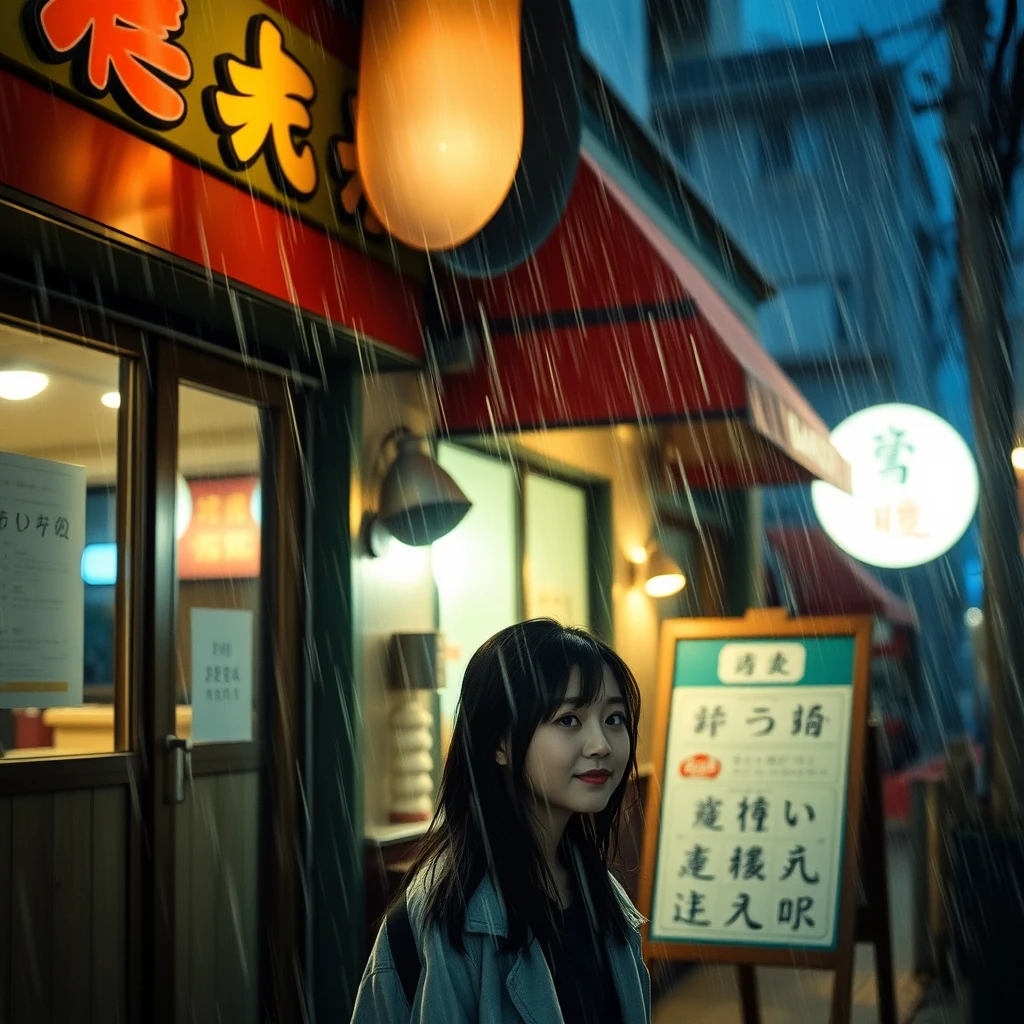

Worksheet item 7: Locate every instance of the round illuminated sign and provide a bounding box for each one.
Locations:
[811,404,978,569]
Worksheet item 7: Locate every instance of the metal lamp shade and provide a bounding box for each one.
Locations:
[644,547,687,598]
[436,0,581,277]
[377,437,471,546]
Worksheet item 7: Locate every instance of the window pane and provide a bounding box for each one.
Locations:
[175,385,262,745]
[524,473,590,628]
[0,330,122,758]
[434,444,518,753]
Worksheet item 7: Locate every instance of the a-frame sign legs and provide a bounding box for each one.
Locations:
[736,723,898,1024]
[830,720,898,1024]
[737,965,761,1024]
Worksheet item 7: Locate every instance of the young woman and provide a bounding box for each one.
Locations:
[352,619,651,1024]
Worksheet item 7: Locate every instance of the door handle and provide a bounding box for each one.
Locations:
[164,734,193,804]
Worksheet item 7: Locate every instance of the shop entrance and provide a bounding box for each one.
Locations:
[0,316,305,1023]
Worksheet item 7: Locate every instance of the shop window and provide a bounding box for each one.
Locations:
[648,0,710,65]
[759,115,822,179]
[1,330,125,758]
[175,385,263,745]
[524,472,590,628]
[433,447,595,757]
[433,444,518,754]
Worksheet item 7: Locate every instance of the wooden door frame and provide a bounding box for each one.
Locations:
[0,295,148,1023]
[142,341,306,1023]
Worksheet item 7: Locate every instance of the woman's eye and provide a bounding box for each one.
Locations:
[607,712,627,727]
[556,714,579,727]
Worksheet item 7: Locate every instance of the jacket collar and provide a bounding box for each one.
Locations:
[463,873,649,1024]
[463,870,646,936]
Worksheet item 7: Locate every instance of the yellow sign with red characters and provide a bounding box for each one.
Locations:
[1,2,397,262]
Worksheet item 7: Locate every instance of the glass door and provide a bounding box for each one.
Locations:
[146,343,303,1024]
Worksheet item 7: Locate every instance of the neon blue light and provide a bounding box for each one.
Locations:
[81,543,117,586]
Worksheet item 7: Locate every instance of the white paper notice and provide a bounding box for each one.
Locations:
[0,451,86,709]
[190,608,254,743]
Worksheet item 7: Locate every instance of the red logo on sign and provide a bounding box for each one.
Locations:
[680,754,721,779]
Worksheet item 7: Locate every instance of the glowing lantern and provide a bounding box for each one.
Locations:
[357,0,524,251]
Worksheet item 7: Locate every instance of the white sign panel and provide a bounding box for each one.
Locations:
[811,403,978,569]
[0,451,86,709]
[190,608,254,743]
[650,636,856,950]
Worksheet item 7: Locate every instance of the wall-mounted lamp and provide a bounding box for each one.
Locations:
[357,0,524,250]
[631,543,687,599]
[365,427,472,555]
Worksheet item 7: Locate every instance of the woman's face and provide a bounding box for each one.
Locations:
[521,663,631,826]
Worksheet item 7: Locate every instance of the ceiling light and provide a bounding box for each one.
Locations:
[0,370,49,401]
[101,391,121,409]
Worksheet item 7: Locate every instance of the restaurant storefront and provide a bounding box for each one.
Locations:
[0,3,849,1022]
[0,3,424,1021]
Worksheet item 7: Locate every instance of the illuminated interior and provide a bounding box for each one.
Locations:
[0,325,262,757]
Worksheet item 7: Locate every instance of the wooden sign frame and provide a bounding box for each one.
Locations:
[639,609,875,1022]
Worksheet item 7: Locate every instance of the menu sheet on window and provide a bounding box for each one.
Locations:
[649,636,856,951]
[190,608,254,743]
[0,451,86,709]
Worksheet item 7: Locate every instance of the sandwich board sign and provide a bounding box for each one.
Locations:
[640,610,881,1024]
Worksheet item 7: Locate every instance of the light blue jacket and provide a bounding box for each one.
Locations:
[351,868,652,1023]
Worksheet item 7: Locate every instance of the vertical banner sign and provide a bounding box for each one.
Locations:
[641,610,872,971]
[190,608,254,743]
[0,451,86,709]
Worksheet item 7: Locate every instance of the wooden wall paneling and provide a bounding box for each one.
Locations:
[52,791,93,1023]
[10,793,54,1024]
[214,774,247,1020]
[239,773,259,1024]
[0,796,11,1024]
[188,776,220,1017]
[91,787,127,1024]
[174,797,192,1024]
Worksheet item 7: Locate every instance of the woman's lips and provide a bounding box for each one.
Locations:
[575,770,612,785]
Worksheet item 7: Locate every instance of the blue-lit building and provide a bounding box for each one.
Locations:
[649,33,976,744]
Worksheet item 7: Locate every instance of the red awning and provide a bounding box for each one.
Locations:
[767,526,917,628]
[435,147,850,492]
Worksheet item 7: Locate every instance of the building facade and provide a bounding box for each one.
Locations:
[652,38,973,743]
[0,2,853,1022]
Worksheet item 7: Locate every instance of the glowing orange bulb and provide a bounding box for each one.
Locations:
[357,0,524,251]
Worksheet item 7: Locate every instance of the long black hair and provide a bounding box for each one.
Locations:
[401,619,642,955]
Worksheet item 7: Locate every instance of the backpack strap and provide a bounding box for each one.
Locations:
[385,891,422,1010]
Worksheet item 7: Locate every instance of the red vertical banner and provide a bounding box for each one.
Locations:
[177,477,261,579]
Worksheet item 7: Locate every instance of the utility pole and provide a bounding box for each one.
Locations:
[945,0,1024,823]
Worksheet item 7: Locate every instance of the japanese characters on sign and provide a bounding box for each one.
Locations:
[190,607,254,742]
[811,403,978,569]
[0,451,86,709]
[649,635,856,950]
[1,1,391,255]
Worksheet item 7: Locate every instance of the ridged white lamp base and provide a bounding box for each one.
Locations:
[388,693,435,823]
